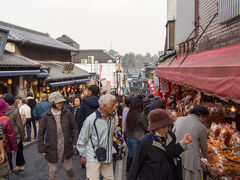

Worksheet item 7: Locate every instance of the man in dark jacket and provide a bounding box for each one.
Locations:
[76,85,100,133]
[33,93,51,124]
[27,92,37,139]
[37,92,78,180]
[128,109,192,180]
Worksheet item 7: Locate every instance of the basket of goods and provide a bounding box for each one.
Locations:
[202,122,240,178]
[230,132,240,154]
[204,138,240,178]
[167,110,179,121]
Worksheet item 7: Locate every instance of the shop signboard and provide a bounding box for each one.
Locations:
[0,28,9,57]
[147,79,157,95]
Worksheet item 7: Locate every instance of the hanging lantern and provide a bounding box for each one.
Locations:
[24,80,28,86]
[32,80,38,86]
[7,79,12,85]
[230,106,236,112]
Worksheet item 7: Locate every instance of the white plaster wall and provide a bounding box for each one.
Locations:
[75,63,117,87]
[167,0,176,20]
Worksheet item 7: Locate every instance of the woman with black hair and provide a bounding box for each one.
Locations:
[125,95,148,172]
[172,104,209,180]
[71,96,81,121]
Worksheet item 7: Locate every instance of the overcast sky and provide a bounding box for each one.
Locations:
[1,0,166,55]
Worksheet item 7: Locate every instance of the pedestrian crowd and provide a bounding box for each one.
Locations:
[0,85,209,180]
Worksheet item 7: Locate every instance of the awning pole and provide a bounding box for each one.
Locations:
[180,13,217,65]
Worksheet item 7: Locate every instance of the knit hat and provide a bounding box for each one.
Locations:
[0,99,9,113]
[148,109,173,131]
[3,94,15,105]
[15,95,22,100]
[48,92,66,104]
[143,97,151,106]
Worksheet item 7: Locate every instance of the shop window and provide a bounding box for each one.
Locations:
[218,0,240,23]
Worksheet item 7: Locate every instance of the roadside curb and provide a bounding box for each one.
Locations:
[23,140,37,148]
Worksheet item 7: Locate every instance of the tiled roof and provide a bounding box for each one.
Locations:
[39,61,90,81]
[0,51,40,67]
[56,34,79,45]
[0,21,77,51]
[74,50,115,63]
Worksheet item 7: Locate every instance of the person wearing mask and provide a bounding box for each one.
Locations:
[76,85,100,133]
[19,99,31,142]
[71,97,81,121]
[27,92,37,139]
[128,109,192,180]
[14,95,22,109]
[37,92,78,180]
[77,94,116,180]
[172,105,209,180]
[0,99,18,174]
[125,95,148,172]
[33,93,51,125]
[4,94,26,172]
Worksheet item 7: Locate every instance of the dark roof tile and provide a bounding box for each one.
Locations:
[0,51,40,67]
[0,21,77,51]
[39,61,90,81]
[75,50,114,63]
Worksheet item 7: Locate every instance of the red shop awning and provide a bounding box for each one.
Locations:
[155,44,240,103]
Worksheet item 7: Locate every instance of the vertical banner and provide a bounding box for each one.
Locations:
[99,65,102,87]
[105,80,111,90]
[158,78,172,103]
[147,79,157,95]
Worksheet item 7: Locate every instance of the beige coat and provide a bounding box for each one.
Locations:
[172,114,208,180]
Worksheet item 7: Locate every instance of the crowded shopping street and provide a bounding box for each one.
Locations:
[1,0,240,180]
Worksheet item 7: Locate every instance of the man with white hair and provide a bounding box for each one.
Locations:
[77,94,116,180]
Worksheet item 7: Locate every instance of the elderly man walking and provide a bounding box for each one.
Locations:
[37,92,78,180]
[77,94,116,180]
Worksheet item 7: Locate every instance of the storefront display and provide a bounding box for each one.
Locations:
[162,82,240,179]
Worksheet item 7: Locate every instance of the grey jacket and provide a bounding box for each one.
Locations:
[6,106,25,140]
[172,114,208,174]
[77,110,115,163]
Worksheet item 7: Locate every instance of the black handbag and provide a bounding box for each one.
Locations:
[173,156,183,180]
[90,116,112,162]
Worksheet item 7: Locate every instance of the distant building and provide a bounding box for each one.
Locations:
[74,49,117,88]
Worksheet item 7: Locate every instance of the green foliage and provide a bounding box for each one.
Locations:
[122,53,158,75]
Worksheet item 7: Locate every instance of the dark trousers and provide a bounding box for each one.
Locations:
[26,118,37,141]
[16,141,25,166]
[7,152,13,170]
[7,141,25,170]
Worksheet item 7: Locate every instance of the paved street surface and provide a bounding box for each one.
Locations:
[9,142,86,180]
